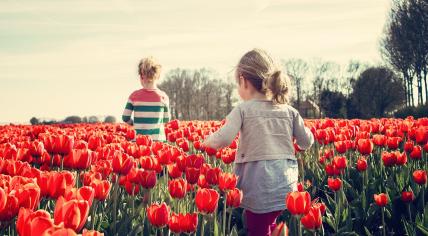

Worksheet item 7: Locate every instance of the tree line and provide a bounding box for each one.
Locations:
[30,116,117,125]
[381,0,428,107]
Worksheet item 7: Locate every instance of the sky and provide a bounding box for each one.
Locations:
[0,0,391,123]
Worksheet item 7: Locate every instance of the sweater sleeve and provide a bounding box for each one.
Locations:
[293,111,314,150]
[204,106,242,149]
[122,96,134,123]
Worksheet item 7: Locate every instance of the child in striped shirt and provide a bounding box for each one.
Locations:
[122,57,170,141]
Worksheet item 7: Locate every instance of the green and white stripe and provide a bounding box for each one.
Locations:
[122,100,170,141]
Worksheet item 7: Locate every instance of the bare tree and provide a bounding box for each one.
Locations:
[283,59,308,110]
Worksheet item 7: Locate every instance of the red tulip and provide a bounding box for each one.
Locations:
[168,178,187,199]
[395,152,407,166]
[126,129,136,140]
[168,212,198,234]
[221,148,236,164]
[63,149,93,170]
[81,229,104,236]
[296,182,304,192]
[401,191,414,203]
[219,172,238,192]
[0,194,19,221]
[357,139,373,155]
[42,226,78,236]
[185,167,200,185]
[112,152,134,175]
[334,141,347,154]
[404,141,414,153]
[333,156,347,169]
[167,164,182,179]
[29,141,45,157]
[226,188,243,208]
[197,175,210,189]
[410,145,422,160]
[178,139,189,152]
[413,170,427,185]
[90,180,111,201]
[195,188,220,214]
[205,146,217,156]
[272,221,289,236]
[124,181,140,195]
[206,167,222,186]
[325,163,341,176]
[386,137,402,150]
[64,186,94,207]
[185,154,205,169]
[53,135,75,155]
[81,171,102,186]
[382,151,397,167]
[301,206,322,230]
[374,193,388,207]
[356,157,368,172]
[53,196,90,232]
[0,188,6,212]
[327,177,342,191]
[136,135,153,147]
[47,171,76,199]
[415,127,428,144]
[17,208,54,236]
[285,191,311,215]
[372,134,386,146]
[147,202,170,228]
[138,170,157,189]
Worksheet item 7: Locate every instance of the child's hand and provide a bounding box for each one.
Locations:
[126,119,134,125]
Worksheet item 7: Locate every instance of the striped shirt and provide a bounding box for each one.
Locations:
[122,88,170,141]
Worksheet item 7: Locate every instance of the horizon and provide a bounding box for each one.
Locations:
[0,0,390,123]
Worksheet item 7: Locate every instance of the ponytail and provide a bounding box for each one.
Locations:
[267,70,289,105]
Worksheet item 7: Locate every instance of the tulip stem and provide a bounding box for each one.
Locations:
[200,215,205,236]
[381,207,386,236]
[334,191,339,233]
[111,181,119,234]
[223,192,227,236]
[407,203,412,221]
[227,208,232,234]
[91,200,99,229]
[297,216,302,236]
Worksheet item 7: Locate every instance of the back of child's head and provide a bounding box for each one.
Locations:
[138,57,162,82]
[237,48,290,104]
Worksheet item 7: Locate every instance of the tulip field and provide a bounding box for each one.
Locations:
[0,117,427,236]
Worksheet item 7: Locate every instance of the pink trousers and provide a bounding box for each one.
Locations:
[245,210,282,236]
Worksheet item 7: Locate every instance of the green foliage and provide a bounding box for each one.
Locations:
[394,105,428,118]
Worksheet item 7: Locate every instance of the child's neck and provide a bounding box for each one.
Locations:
[142,82,157,90]
[248,91,269,101]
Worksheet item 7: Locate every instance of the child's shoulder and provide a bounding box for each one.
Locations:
[238,100,300,117]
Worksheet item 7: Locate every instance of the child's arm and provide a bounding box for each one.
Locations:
[122,98,134,125]
[293,112,314,150]
[203,106,242,149]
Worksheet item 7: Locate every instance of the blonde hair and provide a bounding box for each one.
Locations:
[236,48,290,104]
[138,57,162,82]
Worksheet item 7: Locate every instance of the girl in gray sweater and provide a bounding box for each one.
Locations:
[203,48,314,236]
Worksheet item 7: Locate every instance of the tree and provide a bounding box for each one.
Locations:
[63,116,82,124]
[104,116,116,123]
[88,116,99,123]
[381,0,428,106]
[158,68,237,120]
[283,59,309,111]
[319,90,347,118]
[30,117,39,125]
[350,66,405,118]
